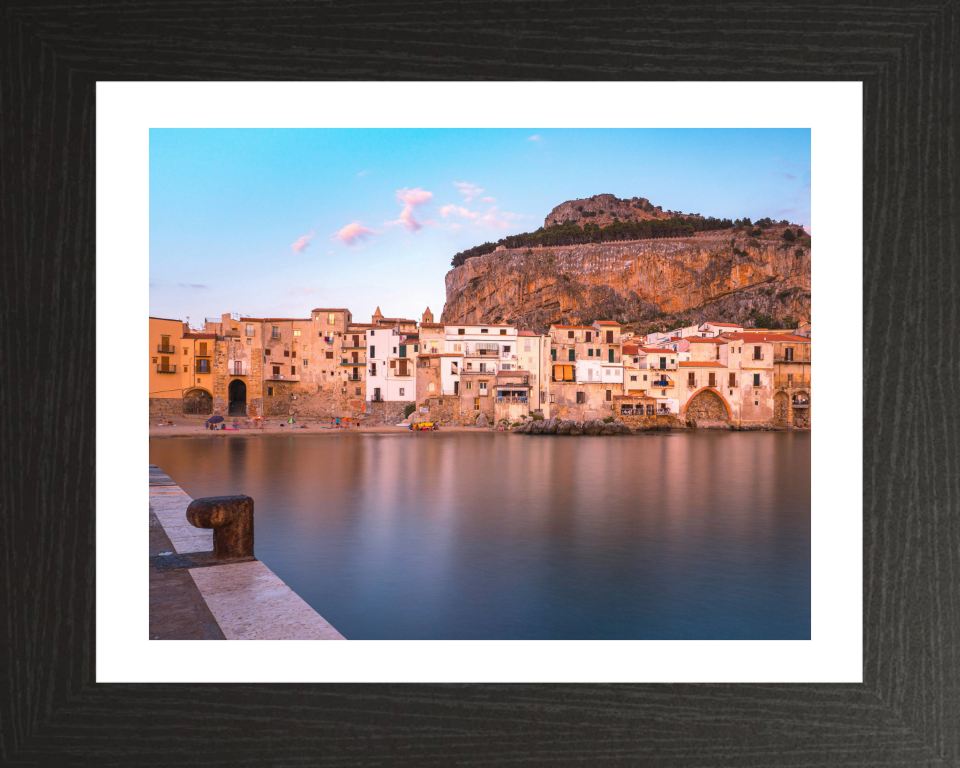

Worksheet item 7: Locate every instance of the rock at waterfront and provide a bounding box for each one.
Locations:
[544,416,560,434]
[583,419,604,436]
[568,421,583,436]
[475,412,490,428]
[556,420,572,435]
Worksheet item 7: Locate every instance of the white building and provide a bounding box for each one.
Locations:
[366,325,415,403]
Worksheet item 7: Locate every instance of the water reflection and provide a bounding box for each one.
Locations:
[150,432,810,639]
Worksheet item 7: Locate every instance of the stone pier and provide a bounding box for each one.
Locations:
[149,465,345,640]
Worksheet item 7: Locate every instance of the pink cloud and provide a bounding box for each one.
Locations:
[286,286,315,296]
[332,222,379,245]
[476,206,523,229]
[385,187,434,232]
[291,231,314,254]
[480,196,496,203]
[439,204,478,220]
[453,181,483,202]
[527,134,542,142]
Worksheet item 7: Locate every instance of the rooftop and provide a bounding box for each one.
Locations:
[679,361,726,368]
[702,321,742,327]
[724,332,811,343]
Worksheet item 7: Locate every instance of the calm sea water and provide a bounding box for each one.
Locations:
[150,431,810,640]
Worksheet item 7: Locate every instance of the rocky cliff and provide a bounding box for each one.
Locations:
[441,233,811,333]
[544,193,703,228]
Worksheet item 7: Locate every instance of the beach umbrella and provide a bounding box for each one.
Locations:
[207,415,224,424]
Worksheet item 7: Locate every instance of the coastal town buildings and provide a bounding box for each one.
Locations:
[150,307,811,429]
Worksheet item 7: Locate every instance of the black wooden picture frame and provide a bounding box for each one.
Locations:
[2,1,957,765]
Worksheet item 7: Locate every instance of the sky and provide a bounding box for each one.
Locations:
[150,128,810,326]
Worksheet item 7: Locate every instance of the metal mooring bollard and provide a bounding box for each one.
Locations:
[186,495,255,560]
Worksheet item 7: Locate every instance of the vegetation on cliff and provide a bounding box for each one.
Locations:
[451,215,740,267]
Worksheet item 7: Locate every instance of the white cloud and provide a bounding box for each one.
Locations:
[356,169,370,177]
[439,204,479,220]
[453,181,484,203]
[527,134,542,142]
[480,196,496,203]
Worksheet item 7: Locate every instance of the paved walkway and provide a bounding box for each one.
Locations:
[149,466,345,640]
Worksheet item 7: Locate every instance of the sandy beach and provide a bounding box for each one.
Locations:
[149,416,486,437]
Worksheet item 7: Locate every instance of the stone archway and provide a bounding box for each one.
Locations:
[228,379,247,416]
[791,390,811,428]
[684,388,730,422]
[183,387,213,415]
[774,391,789,427]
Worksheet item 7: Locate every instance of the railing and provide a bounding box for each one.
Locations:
[498,374,530,384]
[775,376,812,389]
[195,349,211,357]
[651,379,674,388]
[393,370,413,377]
[267,373,300,381]
[228,362,249,376]
[552,376,577,383]
[685,379,697,388]
[342,344,367,350]
[341,355,367,366]
[157,345,176,354]
[156,364,177,374]
[774,352,811,363]
[371,394,384,403]
[195,364,212,375]
[345,374,362,381]
[495,396,528,403]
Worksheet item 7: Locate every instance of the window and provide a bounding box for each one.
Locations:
[784,347,794,361]
[292,351,297,358]
[550,394,555,403]
[466,381,472,390]
[500,329,506,335]
[246,323,254,336]
[183,347,188,356]
[787,373,794,385]
[729,373,736,387]
[473,397,480,410]
[753,345,761,360]
[272,326,281,339]
[585,331,592,342]
[643,375,647,381]
[608,349,614,363]
[708,372,716,387]
[551,349,557,360]
[428,382,435,392]
[303,359,309,367]
[501,364,511,371]
[630,375,637,382]
[246,338,251,345]
[588,349,594,357]
[392,347,397,354]
[716,347,721,359]
[568,349,575,362]
[688,372,695,385]
[524,340,531,352]
[399,388,405,396]
[568,330,574,339]
[576,392,585,404]
[479,363,487,372]
[503,345,510,353]
[325,351,333,359]
[370,363,377,375]
[152,357,157,363]
[390,359,396,369]
[197,360,211,374]
[606,331,614,343]
[267,386,274,396]
[369,345,375,357]
[161,335,170,347]
[753,373,761,387]
[291,366,296,375]
[273,366,280,375]
[327,313,335,324]
[481,328,488,334]
[606,390,612,401]
[479,382,488,395]
[294,329,301,338]
[284,350,290,357]
[356,388,361,396]
[458,329,465,335]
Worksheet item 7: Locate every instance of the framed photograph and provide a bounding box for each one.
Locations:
[5,4,956,765]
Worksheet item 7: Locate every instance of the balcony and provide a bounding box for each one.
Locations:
[345,374,363,382]
[775,375,812,389]
[267,373,300,381]
[495,396,528,404]
[156,365,177,374]
[157,344,176,354]
[342,344,367,350]
[340,355,367,366]
[774,354,810,364]
[650,378,674,388]
[227,362,249,376]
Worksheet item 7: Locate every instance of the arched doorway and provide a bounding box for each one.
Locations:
[773,391,789,427]
[791,391,810,428]
[183,388,213,415]
[228,379,247,416]
[684,388,730,423]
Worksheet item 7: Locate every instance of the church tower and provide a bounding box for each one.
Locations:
[372,306,384,324]
[422,306,434,324]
